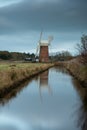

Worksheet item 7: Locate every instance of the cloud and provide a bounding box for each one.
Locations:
[0,0,22,7]
[0,0,87,53]
[0,31,82,54]
[0,31,40,52]
[0,0,87,34]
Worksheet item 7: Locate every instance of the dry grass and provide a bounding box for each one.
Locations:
[64,60,87,86]
[0,62,53,90]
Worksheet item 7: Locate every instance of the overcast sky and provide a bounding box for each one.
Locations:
[0,0,87,54]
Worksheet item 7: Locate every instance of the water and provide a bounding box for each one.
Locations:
[0,67,87,130]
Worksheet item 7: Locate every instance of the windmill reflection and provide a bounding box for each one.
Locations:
[38,70,52,101]
[72,78,87,130]
[0,70,52,105]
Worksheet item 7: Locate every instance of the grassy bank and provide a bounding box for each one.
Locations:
[0,62,53,96]
[64,59,87,87]
[54,59,87,87]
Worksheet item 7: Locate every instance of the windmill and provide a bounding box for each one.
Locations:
[36,32,53,62]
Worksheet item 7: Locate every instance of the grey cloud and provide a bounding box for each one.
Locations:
[0,0,87,34]
[0,0,22,7]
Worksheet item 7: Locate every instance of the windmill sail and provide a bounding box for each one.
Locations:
[36,31,43,57]
[39,31,43,45]
[48,36,53,44]
[36,45,39,57]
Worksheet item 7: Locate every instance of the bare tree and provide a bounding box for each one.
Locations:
[77,34,87,64]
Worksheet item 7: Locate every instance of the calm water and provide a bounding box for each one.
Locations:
[0,67,87,130]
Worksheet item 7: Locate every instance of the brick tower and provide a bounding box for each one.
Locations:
[36,32,53,63]
[39,42,49,62]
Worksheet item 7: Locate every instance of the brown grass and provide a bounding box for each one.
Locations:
[0,62,53,91]
[64,60,87,86]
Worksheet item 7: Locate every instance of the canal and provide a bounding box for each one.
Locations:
[0,67,87,130]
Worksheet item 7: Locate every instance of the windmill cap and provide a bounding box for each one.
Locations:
[40,40,50,46]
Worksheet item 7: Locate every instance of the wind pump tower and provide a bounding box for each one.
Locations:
[36,32,53,62]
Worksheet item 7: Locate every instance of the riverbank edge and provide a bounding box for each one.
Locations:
[55,61,87,87]
[0,63,54,97]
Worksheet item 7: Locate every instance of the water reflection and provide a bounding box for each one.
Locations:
[0,114,29,130]
[0,80,32,106]
[38,70,52,101]
[40,71,49,87]
[72,78,87,130]
[0,70,52,105]
[0,67,86,130]
[54,66,87,130]
[52,66,69,75]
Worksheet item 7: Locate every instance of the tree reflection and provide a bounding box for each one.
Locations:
[72,78,87,130]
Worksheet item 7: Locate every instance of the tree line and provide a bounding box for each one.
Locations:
[0,50,73,61]
[76,34,87,65]
[50,51,73,62]
[0,51,35,60]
